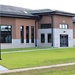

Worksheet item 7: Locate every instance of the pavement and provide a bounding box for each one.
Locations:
[0,65,8,71]
[0,62,75,74]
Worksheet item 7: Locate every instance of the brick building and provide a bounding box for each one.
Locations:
[0,5,75,49]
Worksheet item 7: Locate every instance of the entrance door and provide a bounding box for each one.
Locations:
[60,35,68,47]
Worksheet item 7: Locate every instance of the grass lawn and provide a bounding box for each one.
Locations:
[0,47,75,69]
[1,65,75,75]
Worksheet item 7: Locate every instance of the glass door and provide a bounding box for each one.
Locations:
[60,35,68,47]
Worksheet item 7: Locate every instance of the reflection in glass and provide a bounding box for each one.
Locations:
[0,25,12,43]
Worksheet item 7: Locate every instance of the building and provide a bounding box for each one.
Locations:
[0,5,75,49]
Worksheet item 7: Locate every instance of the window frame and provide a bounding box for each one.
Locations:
[0,25,12,43]
[26,26,29,43]
[31,26,34,43]
[48,34,51,43]
[40,24,52,29]
[41,34,45,43]
[59,24,68,29]
[20,26,24,43]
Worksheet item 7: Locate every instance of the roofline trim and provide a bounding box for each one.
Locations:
[0,13,40,19]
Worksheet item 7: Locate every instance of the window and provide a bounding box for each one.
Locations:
[48,34,51,43]
[40,24,52,29]
[0,25,12,43]
[59,24,63,28]
[20,26,24,43]
[26,26,29,43]
[41,34,45,43]
[59,24,68,29]
[31,26,34,43]
[65,24,68,28]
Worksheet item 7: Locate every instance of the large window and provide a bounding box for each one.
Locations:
[59,24,68,29]
[41,34,45,43]
[26,26,29,43]
[48,34,51,43]
[0,25,12,43]
[31,26,34,43]
[20,26,24,43]
[40,24,52,29]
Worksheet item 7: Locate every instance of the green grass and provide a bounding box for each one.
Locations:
[1,65,75,75]
[0,47,75,69]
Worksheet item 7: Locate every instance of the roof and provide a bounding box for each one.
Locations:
[0,5,32,14]
[29,9,75,17]
[0,5,39,19]
[29,9,53,13]
[0,5,75,20]
[52,10,75,17]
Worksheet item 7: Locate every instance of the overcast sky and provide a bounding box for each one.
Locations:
[0,0,75,13]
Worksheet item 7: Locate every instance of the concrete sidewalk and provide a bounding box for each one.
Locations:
[0,65,8,71]
[0,62,75,74]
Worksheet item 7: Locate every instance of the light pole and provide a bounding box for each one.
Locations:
[0,26,2,60]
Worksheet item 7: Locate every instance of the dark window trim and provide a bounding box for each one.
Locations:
[0,25,12,43]
[40,23,52,29]
[26,26,29,43]
[41,33,45,43]
[48,34,51,43]
[59,24,68,29]
[31,26,34,43]
[20,26,24,43]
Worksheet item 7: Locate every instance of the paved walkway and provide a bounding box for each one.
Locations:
[0,65,8,71]
[0,62,75,74]
[2,48,55,54]
[2,47,75,54]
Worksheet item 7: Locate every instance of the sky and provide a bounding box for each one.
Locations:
[0,0,75,13]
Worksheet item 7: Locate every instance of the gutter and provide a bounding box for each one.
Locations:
[35,20,37,47]
[0,13,39,19]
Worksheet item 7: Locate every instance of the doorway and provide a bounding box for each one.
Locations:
[60,35,68,47]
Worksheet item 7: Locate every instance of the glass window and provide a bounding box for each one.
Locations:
[65,24,68,29]
[59,24,68,29]
[31,26,34,43]
[20,26,24,43]
[63,24,65,28]
[41,34,45,43]
[40,24,52,29]
[59,24,62,28]
[0,25,12,43]
[26,26,29,43]
[48,34,51,43]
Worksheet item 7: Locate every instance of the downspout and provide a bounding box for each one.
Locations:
[0,25,2,60]
[35,20,37,47]
[51,15,54,47]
